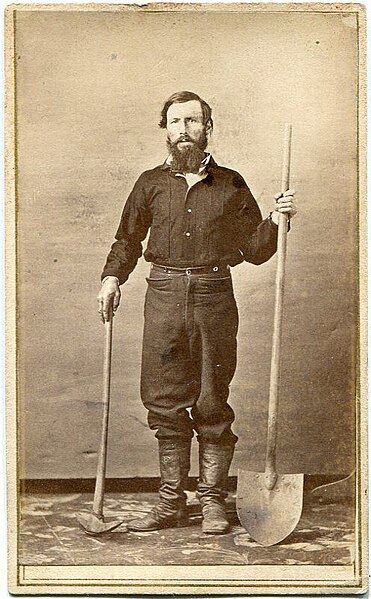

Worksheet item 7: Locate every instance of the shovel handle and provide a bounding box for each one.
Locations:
[92,309,113,518]
[265,124,292,482]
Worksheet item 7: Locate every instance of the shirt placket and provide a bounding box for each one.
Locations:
[183,185,196,264]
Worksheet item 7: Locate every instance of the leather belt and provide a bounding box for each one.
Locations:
[151,263,230,276]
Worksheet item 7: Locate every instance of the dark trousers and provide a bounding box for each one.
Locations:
[140,265,239,446]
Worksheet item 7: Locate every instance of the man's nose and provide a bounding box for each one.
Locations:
[178,120,187,135]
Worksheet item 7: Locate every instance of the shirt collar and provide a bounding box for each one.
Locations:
[160,153,216,172]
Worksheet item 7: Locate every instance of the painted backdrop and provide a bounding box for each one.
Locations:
[15,7,358,478]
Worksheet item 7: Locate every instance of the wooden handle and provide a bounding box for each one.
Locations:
[92,311,113,518]
[281,124,292,194]
[265,124,292,487]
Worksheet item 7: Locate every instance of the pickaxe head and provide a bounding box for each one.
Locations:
[77,512,123,535]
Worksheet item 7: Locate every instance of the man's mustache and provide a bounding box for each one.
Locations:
[176,136,194,143]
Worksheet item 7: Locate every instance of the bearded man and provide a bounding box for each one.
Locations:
[98,91,297,534]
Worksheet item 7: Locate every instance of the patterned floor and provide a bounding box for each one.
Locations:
[19,491,355,566]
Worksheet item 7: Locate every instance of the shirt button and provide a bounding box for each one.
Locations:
[187,208,192,213]
[185,232,191,237]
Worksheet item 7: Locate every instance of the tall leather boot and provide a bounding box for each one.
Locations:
[126,439,191,532]
[196,443,234,534]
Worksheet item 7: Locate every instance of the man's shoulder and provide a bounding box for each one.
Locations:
[138,163,167,178]
[211,163,247,188]
[131,164,167,187]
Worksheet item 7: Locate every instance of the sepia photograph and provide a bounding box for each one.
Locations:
[5,2,367,595]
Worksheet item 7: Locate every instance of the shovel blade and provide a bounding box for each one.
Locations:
[236,470,304,546]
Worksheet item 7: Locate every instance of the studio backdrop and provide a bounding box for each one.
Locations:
[15,7,358,479]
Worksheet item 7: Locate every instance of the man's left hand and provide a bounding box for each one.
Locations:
[271,189,297,225]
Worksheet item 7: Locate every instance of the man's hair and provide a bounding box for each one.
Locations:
[158,91,213,129]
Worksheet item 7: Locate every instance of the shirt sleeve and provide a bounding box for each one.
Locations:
[101,173,152,285]
[234,175,279,265]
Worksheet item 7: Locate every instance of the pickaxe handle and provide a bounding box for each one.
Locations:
[92,309,113,518]
[265,124,292,490]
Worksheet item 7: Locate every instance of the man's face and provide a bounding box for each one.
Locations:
[166,100,207,148]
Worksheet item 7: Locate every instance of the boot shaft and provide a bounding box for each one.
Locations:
[157,439,192,506]
[158,439,191,490]
[197,443,234,503]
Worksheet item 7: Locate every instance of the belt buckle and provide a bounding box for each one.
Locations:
[185,268,192,276]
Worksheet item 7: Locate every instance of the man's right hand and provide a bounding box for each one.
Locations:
[97,277,121,323]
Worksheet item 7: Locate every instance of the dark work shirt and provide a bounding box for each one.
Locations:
[102,157,279,285]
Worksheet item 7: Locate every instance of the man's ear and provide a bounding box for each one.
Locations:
[205,120,213,136]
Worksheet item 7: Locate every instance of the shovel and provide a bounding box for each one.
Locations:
[77,309,123,535]
[236,124,304,546]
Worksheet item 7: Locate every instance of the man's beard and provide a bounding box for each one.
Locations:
[167,131,208,174]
